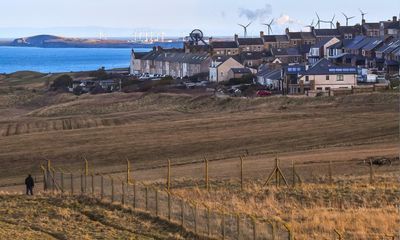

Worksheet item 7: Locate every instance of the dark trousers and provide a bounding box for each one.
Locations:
[26,186,33,195]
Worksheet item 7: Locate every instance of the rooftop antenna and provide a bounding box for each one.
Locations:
[359,9,367,23]
[262,19,274,35]
[306,19,315,31]
[315,12,322,29]
[342,12,355,26]
[238,22,252,38]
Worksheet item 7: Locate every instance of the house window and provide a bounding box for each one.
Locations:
[337,75,344,81]
[317,87,323,91]
[326,75,330,80]
[221,72,224,77]
[305,76,309,82]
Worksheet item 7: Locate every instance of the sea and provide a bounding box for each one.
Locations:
[0,46,150,74]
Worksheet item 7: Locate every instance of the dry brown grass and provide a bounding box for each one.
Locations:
[171,180,400,240]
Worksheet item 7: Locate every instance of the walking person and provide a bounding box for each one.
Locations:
[25,174,34,195]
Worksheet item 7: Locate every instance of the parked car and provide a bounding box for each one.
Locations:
[256,90,272,97]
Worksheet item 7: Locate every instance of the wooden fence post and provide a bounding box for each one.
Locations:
[205,157,209,191]
[42,167,47,191]
[52,169,56,192]
[70,173,74,195]
[240,156,244,190]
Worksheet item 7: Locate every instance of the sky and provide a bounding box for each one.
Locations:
[0,0,398,38]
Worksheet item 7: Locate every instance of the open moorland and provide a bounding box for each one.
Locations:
[0,72,399,239]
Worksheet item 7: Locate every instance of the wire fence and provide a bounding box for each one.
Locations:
[38,154,399,240]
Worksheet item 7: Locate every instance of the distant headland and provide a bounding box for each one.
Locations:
[0,35,184,49]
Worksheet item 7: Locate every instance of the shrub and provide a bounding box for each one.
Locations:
[89,67,109,80]
[50,75,73,91]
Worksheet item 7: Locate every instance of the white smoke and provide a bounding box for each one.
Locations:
[276,14,303,26]
[238,4,272,22]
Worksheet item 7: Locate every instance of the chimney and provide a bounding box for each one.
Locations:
[362,19,366,25]
[311,26,315,32]
[393,16,398,22]
[336,21,341,29]
[260,31,264,37]
[234,34,239,42]
[285,28,290,35]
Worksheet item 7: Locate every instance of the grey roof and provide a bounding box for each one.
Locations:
[141,50,210,64]
[239,51,272,61]
[272,48,301,56]
[314,29,341,36]
[312,37,335,48]
[257,67,282,79]
[363,22,380,29]
[303,58,357,75]
[275,35,290,42]
[362,38,383,51]
[387,21,400,30]
[211,41,238,49]
[230,68,252,74]
[376,40,400,54]
[237,38,264,45]
[338,26,362,35]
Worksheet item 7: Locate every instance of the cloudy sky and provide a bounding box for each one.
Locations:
[0,0,398,38]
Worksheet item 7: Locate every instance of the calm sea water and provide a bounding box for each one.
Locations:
[0,46,150,74]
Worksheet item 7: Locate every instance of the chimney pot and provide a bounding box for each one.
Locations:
[260,31,264,37]
[393,16,398,22]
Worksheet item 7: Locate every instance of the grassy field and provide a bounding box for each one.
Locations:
[0,193,198,240]
[0,72,399,239]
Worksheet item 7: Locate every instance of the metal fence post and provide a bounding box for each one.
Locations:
[145,187,148,211]
[91,174,94,197]
[133,183,137,209]
[121,181,125,205]
[167,159,171,191]
[240,156,244,190]
[70,173,74,195]
[100,175,104,200]
[111,177,114,203]
[155,189,159,217]
[60,171,64,193]
[237,214,240,240]
[80,173,84,194]
[167,191,171,221]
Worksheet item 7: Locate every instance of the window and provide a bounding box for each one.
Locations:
[326,75,330,80]
[317,87,323,91]
[305,76,309,82]
[220,72,224,77]
[337,75,344,81]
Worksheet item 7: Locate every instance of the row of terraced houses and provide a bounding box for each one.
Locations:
[131,16,400,95]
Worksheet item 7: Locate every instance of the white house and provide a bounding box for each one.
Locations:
[209,56,245,82]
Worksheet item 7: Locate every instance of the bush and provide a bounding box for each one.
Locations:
[89,67,109,80]
[225,74,255,86]
[50,75,73,91]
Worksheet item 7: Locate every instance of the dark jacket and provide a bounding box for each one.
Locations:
[25,176,34,188]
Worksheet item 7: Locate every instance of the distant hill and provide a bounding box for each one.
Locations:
[6,34,184,49]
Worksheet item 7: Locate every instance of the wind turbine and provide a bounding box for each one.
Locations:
[359,9,367,22]
[315,12,322,29]
[342,12,355,26]
[238,22,252,38]
[306,19,315,31]
[262,19,274,35]
[328,14,336,29]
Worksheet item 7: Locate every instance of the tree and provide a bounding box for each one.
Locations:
[50,75,73,91]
